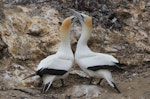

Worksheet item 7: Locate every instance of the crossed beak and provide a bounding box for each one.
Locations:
[69,8,83,21]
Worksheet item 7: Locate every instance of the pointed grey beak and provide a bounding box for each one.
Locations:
[69,8,83,21]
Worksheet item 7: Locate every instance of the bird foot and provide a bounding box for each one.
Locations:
[50,84,57,89]
[111,82,121,93]
[89,77,94,85]
[60,79,67,87]
[97,78,103,86]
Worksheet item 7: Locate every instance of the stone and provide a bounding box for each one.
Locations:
[17,6,31,13]
[66,85,101,98]
[143,55,150,63]
[104,46,118,53]
[70,70,89,78]
[0,7,60,61]
[11,63,25,70]
[0,38,6,51]
[27,16,49,36]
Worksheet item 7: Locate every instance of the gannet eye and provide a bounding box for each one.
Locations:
[71,17,77,23]
[80,14,85,22]
[81,14,84,20]
[71,17,75,21]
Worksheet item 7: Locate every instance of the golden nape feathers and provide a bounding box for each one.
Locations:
[84,15,92,28]
[84,15,93,32]
[60,17,72,34]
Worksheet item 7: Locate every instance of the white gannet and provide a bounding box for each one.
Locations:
[70,9,125,93]
[23,16,77,93]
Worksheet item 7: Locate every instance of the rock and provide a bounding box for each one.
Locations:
[0,1,5,20]
[0,37,7,59]
[41,8,60,25]
[11,63,25,70]
[120,54,145,66]
[135,41,150,53]
[14,69,22,77]
[17,6,31,13]
[20,81,28,87]
[70,70,89,78]
[27,16,49,36]
[143,55,150,63]
[132,73,138,77]
[139,1,146,11]
[104,46,118,53]
[0,38,6,51]
[127,86,134,90]
[116,8,132,19]
[0,7,60,61]
[66,85,100,98]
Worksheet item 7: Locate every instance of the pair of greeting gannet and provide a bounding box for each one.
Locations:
[24,9,124,93]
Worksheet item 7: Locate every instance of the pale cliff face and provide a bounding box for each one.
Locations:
[0,7,61,60]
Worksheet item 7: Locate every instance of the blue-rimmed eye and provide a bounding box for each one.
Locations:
[71,17,77,23]
[81,15,84,20]
[71,17,75,21]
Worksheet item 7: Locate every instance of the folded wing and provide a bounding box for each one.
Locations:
[37,56,73,77]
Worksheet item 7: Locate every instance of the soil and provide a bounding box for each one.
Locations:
[0,65,149,99]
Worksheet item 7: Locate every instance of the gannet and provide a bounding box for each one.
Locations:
[23,16,77,93]
[70,9,125,93]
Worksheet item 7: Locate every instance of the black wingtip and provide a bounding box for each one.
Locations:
[114,62,131,72]
[22,73,37,80]
[112,82,121,93]
[115,62,126,67]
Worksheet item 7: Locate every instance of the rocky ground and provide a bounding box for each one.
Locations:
[0,0,150,99]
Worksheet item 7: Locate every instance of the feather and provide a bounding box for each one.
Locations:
[22,73,37,80]
[87,65,125,71]
[37,68,68,77]
[114,62,126,67]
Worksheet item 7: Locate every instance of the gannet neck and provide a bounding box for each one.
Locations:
[57,17,74,55]
[76,14,93,52]
[76,26,91,52]
[57,29,72,54]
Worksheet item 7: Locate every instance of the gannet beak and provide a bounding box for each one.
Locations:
[69,9,83,21]
[69,8,92,32]
[71,16,78,23]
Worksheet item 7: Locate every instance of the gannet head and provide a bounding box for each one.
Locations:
[60,16,77,34]
[69,9,92,33]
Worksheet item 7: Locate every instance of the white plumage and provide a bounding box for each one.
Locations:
[37,54,73,72]
[76,52,119,68]
[70,9,124,93]
[24,16,77,93]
